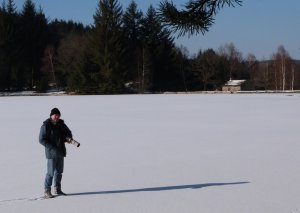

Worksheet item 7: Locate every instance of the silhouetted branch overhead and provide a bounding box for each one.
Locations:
[159,0,242,36]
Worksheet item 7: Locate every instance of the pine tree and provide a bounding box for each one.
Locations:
[90,0,126,94]
[122,1,143,84]
[6,0,15,14]
[20,0,49,89]
[0,0,20,90]
[141,5,181,92]
[67,50,99,94]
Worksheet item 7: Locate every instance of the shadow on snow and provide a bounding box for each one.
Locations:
[67,182,250,196]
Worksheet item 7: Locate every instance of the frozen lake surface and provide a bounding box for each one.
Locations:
[0,94,299,213]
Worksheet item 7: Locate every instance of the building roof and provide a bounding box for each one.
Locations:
[224,80,246,86]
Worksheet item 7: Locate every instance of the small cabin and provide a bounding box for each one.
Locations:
[222,80,246,92]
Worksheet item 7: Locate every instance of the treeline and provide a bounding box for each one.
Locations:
[0,0,88,92]
[0,0,299,94]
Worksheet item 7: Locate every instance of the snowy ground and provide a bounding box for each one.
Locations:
[0,94,300,213]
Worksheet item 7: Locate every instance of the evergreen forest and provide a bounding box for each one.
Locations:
[0,0,299,94]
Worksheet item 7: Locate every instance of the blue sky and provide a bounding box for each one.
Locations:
[13,0,300,60]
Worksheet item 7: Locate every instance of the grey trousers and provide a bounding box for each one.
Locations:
[44,157,64,191]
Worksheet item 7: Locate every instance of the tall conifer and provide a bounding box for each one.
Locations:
[90,0,126,93]
[141,5,181,92]
[122,1,143,84]
[20,0,49,89]
[0,0,20,90]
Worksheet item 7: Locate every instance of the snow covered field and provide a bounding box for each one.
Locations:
[0,94,300,213]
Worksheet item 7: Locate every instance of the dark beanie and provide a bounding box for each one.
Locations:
[50,108,61,116]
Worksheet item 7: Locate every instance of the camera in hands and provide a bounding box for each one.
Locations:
[66,137,80,147]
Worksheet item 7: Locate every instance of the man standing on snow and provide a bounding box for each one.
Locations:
[39,108,72,198]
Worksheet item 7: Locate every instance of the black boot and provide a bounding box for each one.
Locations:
[54,187,67,196]
[44,189,54,198]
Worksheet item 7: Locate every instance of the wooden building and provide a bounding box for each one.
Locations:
[222,80,246,92]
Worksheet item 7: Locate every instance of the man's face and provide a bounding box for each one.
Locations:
[51,114,60,122]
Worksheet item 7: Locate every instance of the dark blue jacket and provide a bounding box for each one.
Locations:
[39,118,72,159]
